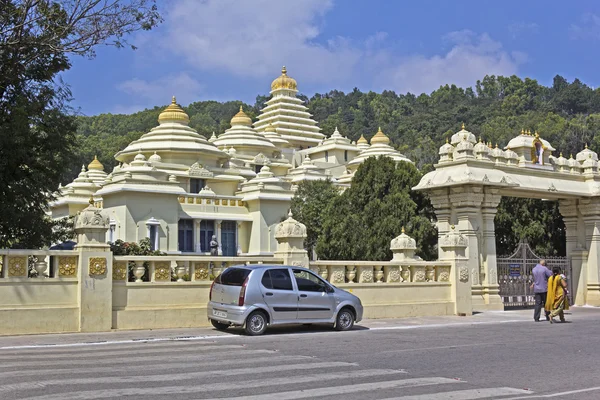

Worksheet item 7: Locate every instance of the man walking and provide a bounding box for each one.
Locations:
[531,259,552,322]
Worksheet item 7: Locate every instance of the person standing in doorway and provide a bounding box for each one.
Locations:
[531,259,552,322]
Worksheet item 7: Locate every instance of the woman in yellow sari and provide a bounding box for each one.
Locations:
[545,267,569,323]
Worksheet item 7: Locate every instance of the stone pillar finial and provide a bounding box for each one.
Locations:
[274,212,309,269]
[440,225,468,254]
[73,202,110,250]
[390,228,418,261]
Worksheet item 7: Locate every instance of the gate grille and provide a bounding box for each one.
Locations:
[497,241,572,307]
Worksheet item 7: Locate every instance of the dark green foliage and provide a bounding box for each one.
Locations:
[495,198,565,257]
[316,157,437,261]
[0,0,161,248]
[68,74,600,257]
[290,179,339,259]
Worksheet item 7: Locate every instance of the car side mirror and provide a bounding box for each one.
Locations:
[326,285,334,293]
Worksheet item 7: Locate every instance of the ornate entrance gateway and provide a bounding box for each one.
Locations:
[498,241,572,307]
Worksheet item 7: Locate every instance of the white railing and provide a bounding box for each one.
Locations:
[0,250,79,279]
[112,255,284,283]
[309,260,452,285]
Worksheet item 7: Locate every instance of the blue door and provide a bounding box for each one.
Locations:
[221,221,237,256]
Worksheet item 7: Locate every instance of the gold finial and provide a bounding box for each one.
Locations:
[461,122,465,130]
[450,225,455,230]
[370,126,390,145]
[445,138,449,144]
[401,226,405,234]
[88,155,104,171]
[527,129,531,135]
[158,96,190,125]
[271,65,297,91]
[535,131,540,138]
[521,128,524,135]
[570,154,574,159]
[230,105,252,127]
[478,136,482,143]
[89,196,94,205]
[357,134,368,145]
[560,152,563,157]
[495,143,499,148]
[488,142,493,149]
[586,143,589,149]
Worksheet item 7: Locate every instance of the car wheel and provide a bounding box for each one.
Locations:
[210,319,229,331]
[335,308,354,331]
[245,311,267,336]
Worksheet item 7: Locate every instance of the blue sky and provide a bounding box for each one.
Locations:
[63,0,600,116]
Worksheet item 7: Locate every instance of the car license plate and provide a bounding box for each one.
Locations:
[213,310,227,318]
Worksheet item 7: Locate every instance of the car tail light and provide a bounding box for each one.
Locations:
[238,277,249,306]
[209,281,215,301]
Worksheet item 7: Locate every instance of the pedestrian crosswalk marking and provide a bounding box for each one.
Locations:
[383,387,533,399]
[0,355,312,380]
[203,377,463,400]
[0,361,362,394]
[0,339,539,400]
[0,347,269,368]
[13,369,406,400]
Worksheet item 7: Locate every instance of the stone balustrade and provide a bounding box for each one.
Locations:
[112,255,283,283]
[0,250,79,279]
[177,195,245,207]
[308,260,452,285]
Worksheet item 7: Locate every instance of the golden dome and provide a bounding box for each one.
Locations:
[357,134,368,145]
[158,96,190,125]
[87,155,104,171]
[370,127,390,145]
[271,66,298,91]
[230,106,252,127]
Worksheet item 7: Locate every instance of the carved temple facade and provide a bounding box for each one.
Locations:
[415,127,600,307]
[50,68,412,257]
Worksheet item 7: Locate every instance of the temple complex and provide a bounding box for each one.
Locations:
[50,67,413,255]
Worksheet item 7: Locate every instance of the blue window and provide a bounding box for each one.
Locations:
[190,178,205,193]
[199,220,215,252]
[178,220,194,252]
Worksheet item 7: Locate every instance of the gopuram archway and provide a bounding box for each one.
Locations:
[414,126,600,310]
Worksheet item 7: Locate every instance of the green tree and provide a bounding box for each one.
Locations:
[290,179,339,259]
[0,0,161,248]
[317,157,437,261]
[495,197,565,256]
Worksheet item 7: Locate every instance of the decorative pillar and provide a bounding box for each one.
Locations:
[440,226,472,316]
[73,199,112,332]
[145,217,160,251]
[388,227,418,283]
[273,211,309,269]
[195,220,202,252]
[479,188,503,309]
[216,220,223,256]
[559,199,587,305]
[429,189,452,260]
[578,199,600,305]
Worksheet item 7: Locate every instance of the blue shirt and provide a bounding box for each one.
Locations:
[532,264,552,293]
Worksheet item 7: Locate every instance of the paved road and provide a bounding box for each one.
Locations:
[1,307,599,399]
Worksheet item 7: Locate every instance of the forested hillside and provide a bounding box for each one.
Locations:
[72,74,600,180]
[72,74,600,256]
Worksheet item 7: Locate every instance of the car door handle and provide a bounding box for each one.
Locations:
[300,294,308,298]
[265,292,274,296]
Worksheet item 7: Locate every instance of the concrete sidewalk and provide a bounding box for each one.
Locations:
[0,307,597,349]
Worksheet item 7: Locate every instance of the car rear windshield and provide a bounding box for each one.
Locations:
[215,268,251,286]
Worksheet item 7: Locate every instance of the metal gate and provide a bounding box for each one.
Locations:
[497,241,572,307]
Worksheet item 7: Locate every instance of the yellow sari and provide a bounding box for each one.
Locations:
[545,275,569,319]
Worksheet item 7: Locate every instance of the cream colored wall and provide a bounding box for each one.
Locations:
[0,279,79,335]
[112,282,211,329]
[246,200,290,254]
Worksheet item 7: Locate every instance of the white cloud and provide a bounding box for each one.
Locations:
[570,13,600,40]
[380,30,523,95]
[116,72,203,107]
[508,22,539,39]
[160,0,361,87]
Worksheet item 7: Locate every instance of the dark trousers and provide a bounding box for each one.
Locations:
[534,292,549,321]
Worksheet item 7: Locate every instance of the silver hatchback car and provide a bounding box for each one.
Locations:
[207,264,363,335]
